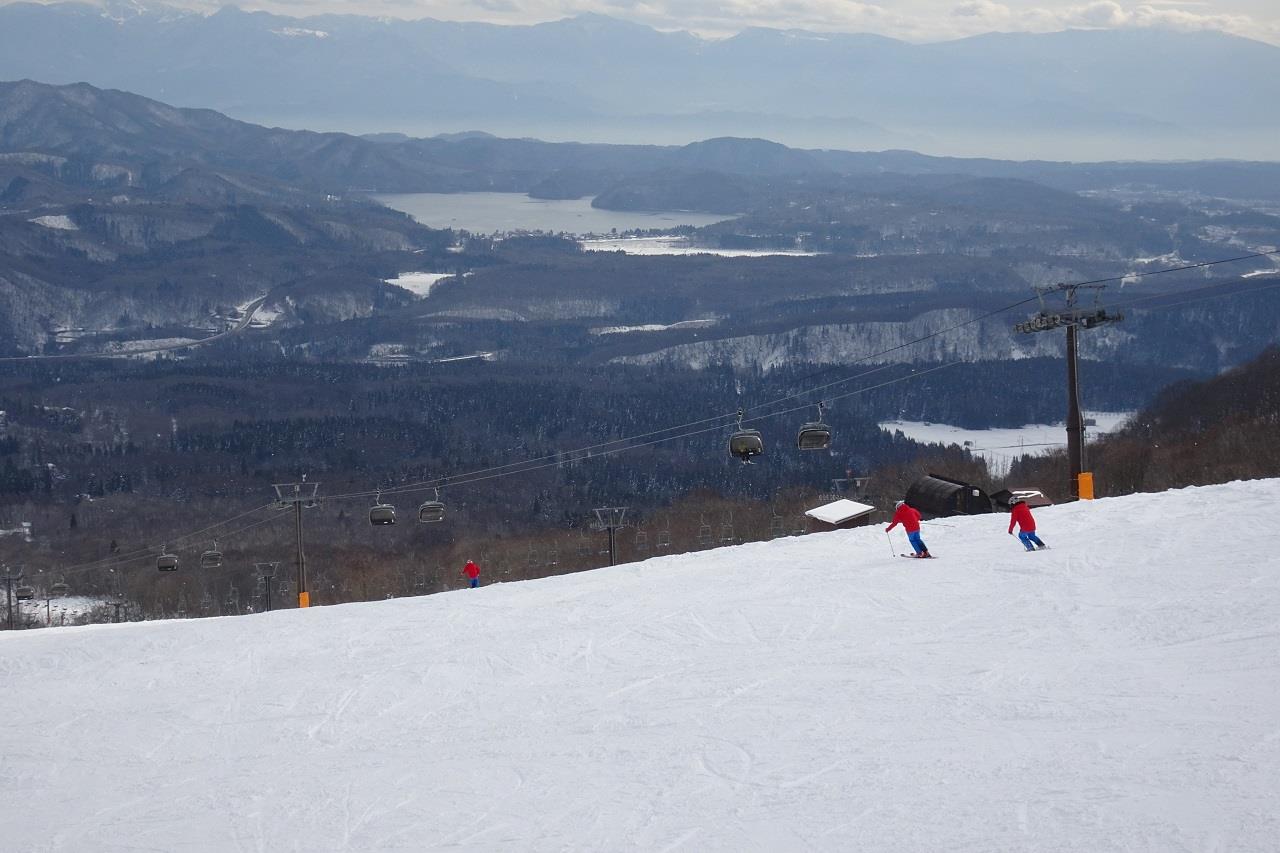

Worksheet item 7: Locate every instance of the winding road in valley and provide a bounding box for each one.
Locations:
[0,296,270,362]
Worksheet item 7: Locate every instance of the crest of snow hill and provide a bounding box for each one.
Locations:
[2,478,1279,850]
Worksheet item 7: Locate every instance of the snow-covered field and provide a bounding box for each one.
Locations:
[28,214,78,230]
[3,480,1279,851]
[581,236,821,257]
[591,319,720,336]
[13,595,107,627]
[881,411,1131,474]
[385,271,454,298]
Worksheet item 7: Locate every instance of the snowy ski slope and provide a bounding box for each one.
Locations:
[3,480,1279,851]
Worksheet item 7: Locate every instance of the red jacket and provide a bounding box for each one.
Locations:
[463,561,481,579]
[1008,503,1036,533]
[886,504,921,533]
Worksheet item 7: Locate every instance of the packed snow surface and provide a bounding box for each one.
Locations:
[3,480,1280,851]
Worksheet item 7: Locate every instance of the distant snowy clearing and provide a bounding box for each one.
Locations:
[881,411,1130,474]
[384,271,455,298]
[3,480,1279,851]
[28,214,78,230]
[591,318,719,336]
[581,236,822,257]
[102,337,199,357]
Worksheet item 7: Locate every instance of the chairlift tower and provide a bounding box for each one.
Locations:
[1015,283,1123,499]
[2,565,23,630]
[591,507,628,567]
[255,562,280,612]
[273,480,320,608]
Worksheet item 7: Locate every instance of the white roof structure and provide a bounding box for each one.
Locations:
[805,498,877,525]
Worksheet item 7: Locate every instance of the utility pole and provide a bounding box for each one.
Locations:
[2,566,21,630]
[592,507,629,566]
[273,480,319,608]
[255,562,279,612]
[1015,283,1123,500]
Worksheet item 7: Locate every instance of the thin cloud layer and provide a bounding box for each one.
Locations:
[14,0,1279,44]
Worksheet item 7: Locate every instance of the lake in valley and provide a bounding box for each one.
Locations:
[371,192,734,236]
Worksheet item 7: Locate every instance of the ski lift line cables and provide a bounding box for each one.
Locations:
[1108,276,1280,313]
[321,251,1280,506]
[753,248,1280,412]
[322,252,1280,504]
[323,411,743,503]
[54,499,280,578]
[37,249,1280,577]
[1074,248,1280,289]
[322,360,969,507]
[54,501,279,576]
[55,509,288,580]
[326,304,1037,503]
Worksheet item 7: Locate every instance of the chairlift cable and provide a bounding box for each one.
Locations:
[39,250,1280,580]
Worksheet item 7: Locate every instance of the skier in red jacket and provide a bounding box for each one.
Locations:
[1008,499,1047,551]
[886,501,931,558]
[463,559,481,588]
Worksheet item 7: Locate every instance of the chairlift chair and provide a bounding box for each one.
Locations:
[157,548,178,572]
[50,582,70,597]
[698,516,713,548]
[370,492,397,526]
[635,529,650,554]
[719,512,735,545]
[200,540,223,570]
[15,585,34,601]
[656,515,672,550]
[796,402,832,451]
[418,488,445,523]
[770,511,786,539]
[728,409,764,463]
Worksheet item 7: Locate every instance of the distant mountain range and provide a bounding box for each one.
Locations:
[4,79,1280,206]
[0,2,1278,161]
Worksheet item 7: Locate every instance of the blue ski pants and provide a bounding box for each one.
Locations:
[1018,531,1045,551]
[907,531,927,554]
[469,577,480,588]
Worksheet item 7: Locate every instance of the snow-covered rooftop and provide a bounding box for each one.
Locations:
[2,480,1278,850]
[804,497,876,525]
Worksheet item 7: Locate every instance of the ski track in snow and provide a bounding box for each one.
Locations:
[2,480,1280,851]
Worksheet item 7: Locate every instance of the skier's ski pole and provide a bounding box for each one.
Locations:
[885,531,896,557]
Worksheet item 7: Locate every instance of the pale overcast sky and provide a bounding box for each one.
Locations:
[15,0,1280,44]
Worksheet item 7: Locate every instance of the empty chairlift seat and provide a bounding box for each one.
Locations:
[796,402,832,451]
[418,500,445,523]
[15,585,35,601]
[729,429,764,462]
[200,543,223,570]
[157,551,179,572]
[370,503,397,526]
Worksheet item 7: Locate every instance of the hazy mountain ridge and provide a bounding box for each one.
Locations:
[1,3,1278,159]
[5,79,1280,208]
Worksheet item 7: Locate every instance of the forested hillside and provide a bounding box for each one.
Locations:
[1011,346,1280,498]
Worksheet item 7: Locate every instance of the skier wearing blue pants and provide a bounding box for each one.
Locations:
[887,501,931,558]
[1008,498,1046,551]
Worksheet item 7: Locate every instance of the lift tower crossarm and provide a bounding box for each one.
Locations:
[273,481,320,608]
[1015,283,1124,500]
